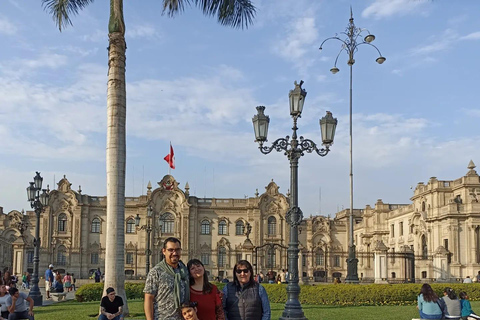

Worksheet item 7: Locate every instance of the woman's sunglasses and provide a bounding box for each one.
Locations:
[235,268,250,274]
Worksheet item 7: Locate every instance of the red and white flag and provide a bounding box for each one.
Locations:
[164,143,175,169]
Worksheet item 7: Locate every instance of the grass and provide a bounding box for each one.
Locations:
[33,299,480,320]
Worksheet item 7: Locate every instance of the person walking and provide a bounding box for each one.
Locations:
[187,258,224,320]
[98,287,124,320]
[417,283,443,320]
[63,273,72,292]
[94,268,101,283]
[222,260,271,320]
[45,264,54,299]
[143,237,190,320]
[6,287,34,320]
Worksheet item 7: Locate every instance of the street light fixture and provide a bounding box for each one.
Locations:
[319,8,385,283]
[26,172,49,306]
[252,80,337,320]
[135,205,153,274]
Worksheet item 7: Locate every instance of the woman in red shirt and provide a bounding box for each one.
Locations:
[187,259,225,320]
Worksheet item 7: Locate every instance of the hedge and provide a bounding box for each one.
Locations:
[75,282,480,306]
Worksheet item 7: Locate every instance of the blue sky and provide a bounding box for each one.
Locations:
[1,0,480,218]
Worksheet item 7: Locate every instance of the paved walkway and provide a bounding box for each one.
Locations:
[19,286,76,306]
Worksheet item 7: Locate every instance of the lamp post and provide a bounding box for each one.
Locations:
[319,9,385,284]
[135,205,153,274]
[252,80,337,320]
[26,172,49,306]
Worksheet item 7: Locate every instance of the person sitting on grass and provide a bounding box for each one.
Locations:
[459,291,480,320]
[441,287,462,319]
[5,287,34,320]
[181,302,200,320]
[0,285,10,320]
[53,274,64,293]
[417,283,443,320]
[99,287,123,320]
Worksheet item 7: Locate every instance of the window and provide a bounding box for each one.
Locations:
[422,235,428,259]
[27,251,34,264]
[91,218,101,233]
[422,201,426,211]
[390,224,395,237]
[126,253,134,264]
[57,246,67,266]
[444,239,449,250]
[399,222,404,236]
[268,216,276,235]
[201,220,210,235]
[236,221,245,235]
[126,219,136,234]
[315,249,324,266]
[236,253,242,262]
[391,272,396,278]
[218,220,227,235]
[91,253,99,264]
[58,213,67,232]
[302,254,306,267]
[334,255,340,267]
[410,224,414,234]
[421,271,427,279]
[267,247,275,269]
[218,247,226,267]
[160,213,175,233]
[201,253,210,265]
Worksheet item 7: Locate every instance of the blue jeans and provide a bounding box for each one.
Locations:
[98,314,122,320]
[8,311,34,320]
[419,310,442,320]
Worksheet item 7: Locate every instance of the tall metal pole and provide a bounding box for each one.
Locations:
[29,208,42,306]
[146,221,151,275]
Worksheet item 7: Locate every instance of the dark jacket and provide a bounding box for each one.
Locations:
[224,281,262,320]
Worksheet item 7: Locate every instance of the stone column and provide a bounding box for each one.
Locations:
[374,240,388,284]
[433,246,449,281]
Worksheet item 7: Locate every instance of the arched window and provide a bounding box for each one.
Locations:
[236,221,245,235]
[160,213,175,234]
[218,220,227,235]
[58,213,67,232]
[268,216,276,235]
[421,201,426,212]
[201,220,210,235]
[315,248,324,266]
[91,218,101,233]
[421,235,428,259]
[218,247,226,267]
[126,219,136,234]
[57,245,67,266]
[267,247,275,269]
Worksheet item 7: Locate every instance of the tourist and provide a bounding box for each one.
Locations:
[53,274,64,293]
[441,287,461,319]
[98,287,123,320]
[94,268,101,283]
[477,271,480,283]
[279,269,286,284]
[222,260,271,320]
[187,258,224,320]
[181,302,199,320]
[463,276,473,283]
[417,283,443,320]
[459,291,480,320]
[6,287,34,320]
[71,273,76,291]
[63,273,72,292]
[266,270,275,284]
[276,274,281,284]
[45,264,54,299]
[143,237,189,320]
[0,285,10,319]
[2,271,13,289]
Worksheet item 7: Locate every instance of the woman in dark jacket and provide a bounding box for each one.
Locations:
[222,260,271,320]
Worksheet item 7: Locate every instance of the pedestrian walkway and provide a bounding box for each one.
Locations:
[19,286,76,306]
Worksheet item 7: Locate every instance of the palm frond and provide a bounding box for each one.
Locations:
[163,0,256,29]
[42,0,94,31]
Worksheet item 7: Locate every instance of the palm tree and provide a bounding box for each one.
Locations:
[41,0,255,314]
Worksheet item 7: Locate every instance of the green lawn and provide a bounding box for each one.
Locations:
[33,299,480,320]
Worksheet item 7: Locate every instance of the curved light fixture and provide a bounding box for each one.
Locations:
[330,67,340,74]
[376,56,386,64]
[364,34,375,43]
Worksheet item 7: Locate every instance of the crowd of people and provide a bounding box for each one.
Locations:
[44,264,76,299]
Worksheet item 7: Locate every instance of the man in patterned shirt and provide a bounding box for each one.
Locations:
[144,237,190,320]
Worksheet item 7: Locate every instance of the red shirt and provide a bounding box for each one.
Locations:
[190,284,224,320]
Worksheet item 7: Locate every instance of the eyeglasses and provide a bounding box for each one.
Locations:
[165,248,182,253]
[235,269,250,274]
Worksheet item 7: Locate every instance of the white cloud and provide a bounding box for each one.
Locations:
[0,16,17,35]
[82,29,106,42]
[273,16,318,62]
[460,31,480,41]
[126,24,160,39]
[362,0,429,19]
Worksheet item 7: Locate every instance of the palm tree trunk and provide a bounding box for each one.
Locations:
[105,0,129,314]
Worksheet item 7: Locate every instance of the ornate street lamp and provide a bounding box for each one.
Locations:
[252,80,337,320]
[26,172,49,306]
[135,205,153,274]
[319,8,385,283]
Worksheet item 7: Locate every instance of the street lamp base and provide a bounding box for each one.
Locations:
[280,302,308,320]
[29,294,43,306]
[345,244,359,283]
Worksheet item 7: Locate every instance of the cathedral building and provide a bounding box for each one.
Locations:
[1,161,479,282]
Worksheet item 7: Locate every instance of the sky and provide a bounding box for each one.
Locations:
[1,0,480,218]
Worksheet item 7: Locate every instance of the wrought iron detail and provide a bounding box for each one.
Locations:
[286,206,303,226]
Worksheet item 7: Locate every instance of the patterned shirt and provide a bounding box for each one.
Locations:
[143,263,188,320]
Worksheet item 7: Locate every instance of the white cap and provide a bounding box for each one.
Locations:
[49,264,54,268]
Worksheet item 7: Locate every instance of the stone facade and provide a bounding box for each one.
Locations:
[1,161,480,282]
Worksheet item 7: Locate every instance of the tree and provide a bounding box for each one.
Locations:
[41,0,255,314]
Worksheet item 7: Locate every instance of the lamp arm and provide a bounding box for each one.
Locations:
[259,137,290,155]
[319,36,347,51]
[356,42,384,57]
[298,137,330,157]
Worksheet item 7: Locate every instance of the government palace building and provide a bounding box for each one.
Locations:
[1,160,480,283]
